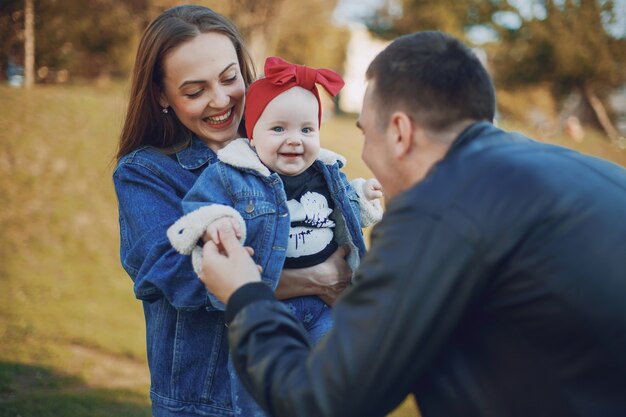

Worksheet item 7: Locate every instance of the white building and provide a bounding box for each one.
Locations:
[339,23,390,114]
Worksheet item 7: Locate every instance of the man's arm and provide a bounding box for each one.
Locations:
[202,198,487,417]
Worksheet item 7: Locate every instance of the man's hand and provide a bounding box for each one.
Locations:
[200,223,262,304]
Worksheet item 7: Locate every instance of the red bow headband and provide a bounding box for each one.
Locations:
[244,56,345,139]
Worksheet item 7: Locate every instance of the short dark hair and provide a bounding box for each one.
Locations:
[366,31,495,132]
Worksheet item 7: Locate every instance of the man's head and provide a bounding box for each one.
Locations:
[357,31,495,199]
[366,31,495,132]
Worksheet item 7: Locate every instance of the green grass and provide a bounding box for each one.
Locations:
[0,83,150,416]
[1,83,624,417]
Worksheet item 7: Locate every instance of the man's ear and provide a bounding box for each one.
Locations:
[388,111,414,159]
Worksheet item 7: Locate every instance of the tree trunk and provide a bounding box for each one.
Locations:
[24,0,35,89]
[583,83,620,141]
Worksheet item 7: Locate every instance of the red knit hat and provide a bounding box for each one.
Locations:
[244,56,345,139]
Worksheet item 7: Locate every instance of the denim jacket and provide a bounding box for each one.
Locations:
[168,139,382,310]
[113,136,235,417]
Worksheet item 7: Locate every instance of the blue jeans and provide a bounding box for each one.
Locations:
[229,295,333,416]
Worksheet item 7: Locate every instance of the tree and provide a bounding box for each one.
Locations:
[196,0,348,73]
[368,0,626,139]
[24,0,34,88]
[186,0,286,68]
[0,0,349,83]
[0,0,151,82]
[365,0,503,42]
[0,0,25,82]
[33,0,150,80]
[270,0,349,73]
[488,0,625,140]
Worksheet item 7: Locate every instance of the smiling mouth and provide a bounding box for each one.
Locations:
[280,153,302,158]
[205,108,233,126]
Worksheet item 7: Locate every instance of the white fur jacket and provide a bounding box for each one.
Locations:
[167,138,383,277]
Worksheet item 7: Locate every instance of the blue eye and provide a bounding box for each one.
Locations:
[302,127,313,134]
[271,126,284,133]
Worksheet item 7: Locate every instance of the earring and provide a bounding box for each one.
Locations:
[162,107,169,114]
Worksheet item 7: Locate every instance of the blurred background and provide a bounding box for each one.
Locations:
[0,1,625,416]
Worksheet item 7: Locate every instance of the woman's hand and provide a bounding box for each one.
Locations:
[276,245,352,306]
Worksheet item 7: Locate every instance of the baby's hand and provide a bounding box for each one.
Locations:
[204,216,242,245]
[363,178,383,200]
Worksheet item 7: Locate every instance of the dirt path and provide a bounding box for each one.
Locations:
[68,344,150,389]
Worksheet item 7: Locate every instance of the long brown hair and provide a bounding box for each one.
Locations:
[116,5,256,161]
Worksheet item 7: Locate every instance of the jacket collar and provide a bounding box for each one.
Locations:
[446,121,495,156]
[217,138,347,177]
[417,121,496,181]
[175,136,217,170]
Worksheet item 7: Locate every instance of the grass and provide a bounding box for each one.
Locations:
[0,83,150,416]
[1,83,624,417]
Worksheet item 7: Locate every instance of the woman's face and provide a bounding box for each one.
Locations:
[159,32,246,151]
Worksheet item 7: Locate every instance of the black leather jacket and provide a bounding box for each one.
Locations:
[225,122,626,417]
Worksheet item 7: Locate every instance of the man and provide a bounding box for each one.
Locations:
[200,31,626,417]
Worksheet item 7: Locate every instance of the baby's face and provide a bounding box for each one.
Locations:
[250,87,320,176]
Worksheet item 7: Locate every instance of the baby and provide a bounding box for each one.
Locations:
[168,56,382,417]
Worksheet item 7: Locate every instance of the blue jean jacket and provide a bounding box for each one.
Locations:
[176,139,370,309]
[113,136,235,417]
[166,139,381,417]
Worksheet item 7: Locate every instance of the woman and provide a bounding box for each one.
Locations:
[113,5,351,417]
